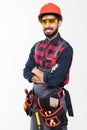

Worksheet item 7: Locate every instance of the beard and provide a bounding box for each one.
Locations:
[43,27,58,38]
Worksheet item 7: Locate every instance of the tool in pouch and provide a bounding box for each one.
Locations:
[35,111,42,130]
[23,89,43,130]
[23,89,34,116]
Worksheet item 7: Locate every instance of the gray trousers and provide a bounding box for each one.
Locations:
[30,97,67,130]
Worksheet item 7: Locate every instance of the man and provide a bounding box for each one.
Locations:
[23,3,74,130]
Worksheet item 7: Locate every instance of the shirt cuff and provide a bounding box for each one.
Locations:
[28,72,35,82]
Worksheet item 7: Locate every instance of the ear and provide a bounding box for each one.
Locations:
[58,20,62,27]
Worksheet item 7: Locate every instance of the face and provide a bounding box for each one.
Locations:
[40,15,62,38]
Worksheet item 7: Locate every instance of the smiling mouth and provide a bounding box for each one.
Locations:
[44,28,53,31]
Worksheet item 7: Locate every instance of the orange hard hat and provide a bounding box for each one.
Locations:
[38,3,63,21]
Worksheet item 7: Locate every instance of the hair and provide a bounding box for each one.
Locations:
[39,13,63,21]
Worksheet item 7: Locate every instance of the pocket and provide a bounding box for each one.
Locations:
[45,116,60,127]
[38,88,63,111]
[37,88,68,128]
[44,109,68,128]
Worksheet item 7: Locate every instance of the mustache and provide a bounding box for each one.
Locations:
[44,27,53,31]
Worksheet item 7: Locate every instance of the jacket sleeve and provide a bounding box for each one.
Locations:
[23,45,36,82]
[44,46,73,87]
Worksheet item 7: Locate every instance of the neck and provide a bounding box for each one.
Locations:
[47,33,58,42]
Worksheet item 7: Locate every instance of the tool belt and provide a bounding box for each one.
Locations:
[37,88,68,128]
[23,87,74,128]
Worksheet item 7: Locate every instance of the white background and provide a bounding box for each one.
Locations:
[0,0,87,130]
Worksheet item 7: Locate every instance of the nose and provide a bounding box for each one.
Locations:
[44,21,51,27]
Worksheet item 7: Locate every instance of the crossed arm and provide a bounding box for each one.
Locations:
[23,46,73,86]
[31,64,58,83]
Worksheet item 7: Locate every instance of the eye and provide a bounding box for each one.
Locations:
[40,18,58,26]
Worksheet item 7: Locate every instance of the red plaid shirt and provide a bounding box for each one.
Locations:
[34,39,66,70]
[23,33,73,87]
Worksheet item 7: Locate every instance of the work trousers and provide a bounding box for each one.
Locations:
[30,97,67,130]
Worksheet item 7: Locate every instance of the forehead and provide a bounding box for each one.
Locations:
[42,14,56,20]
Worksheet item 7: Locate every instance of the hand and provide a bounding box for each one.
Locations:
[31,75,42,83]
[32,67,44,83]
[32,67,37,74]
